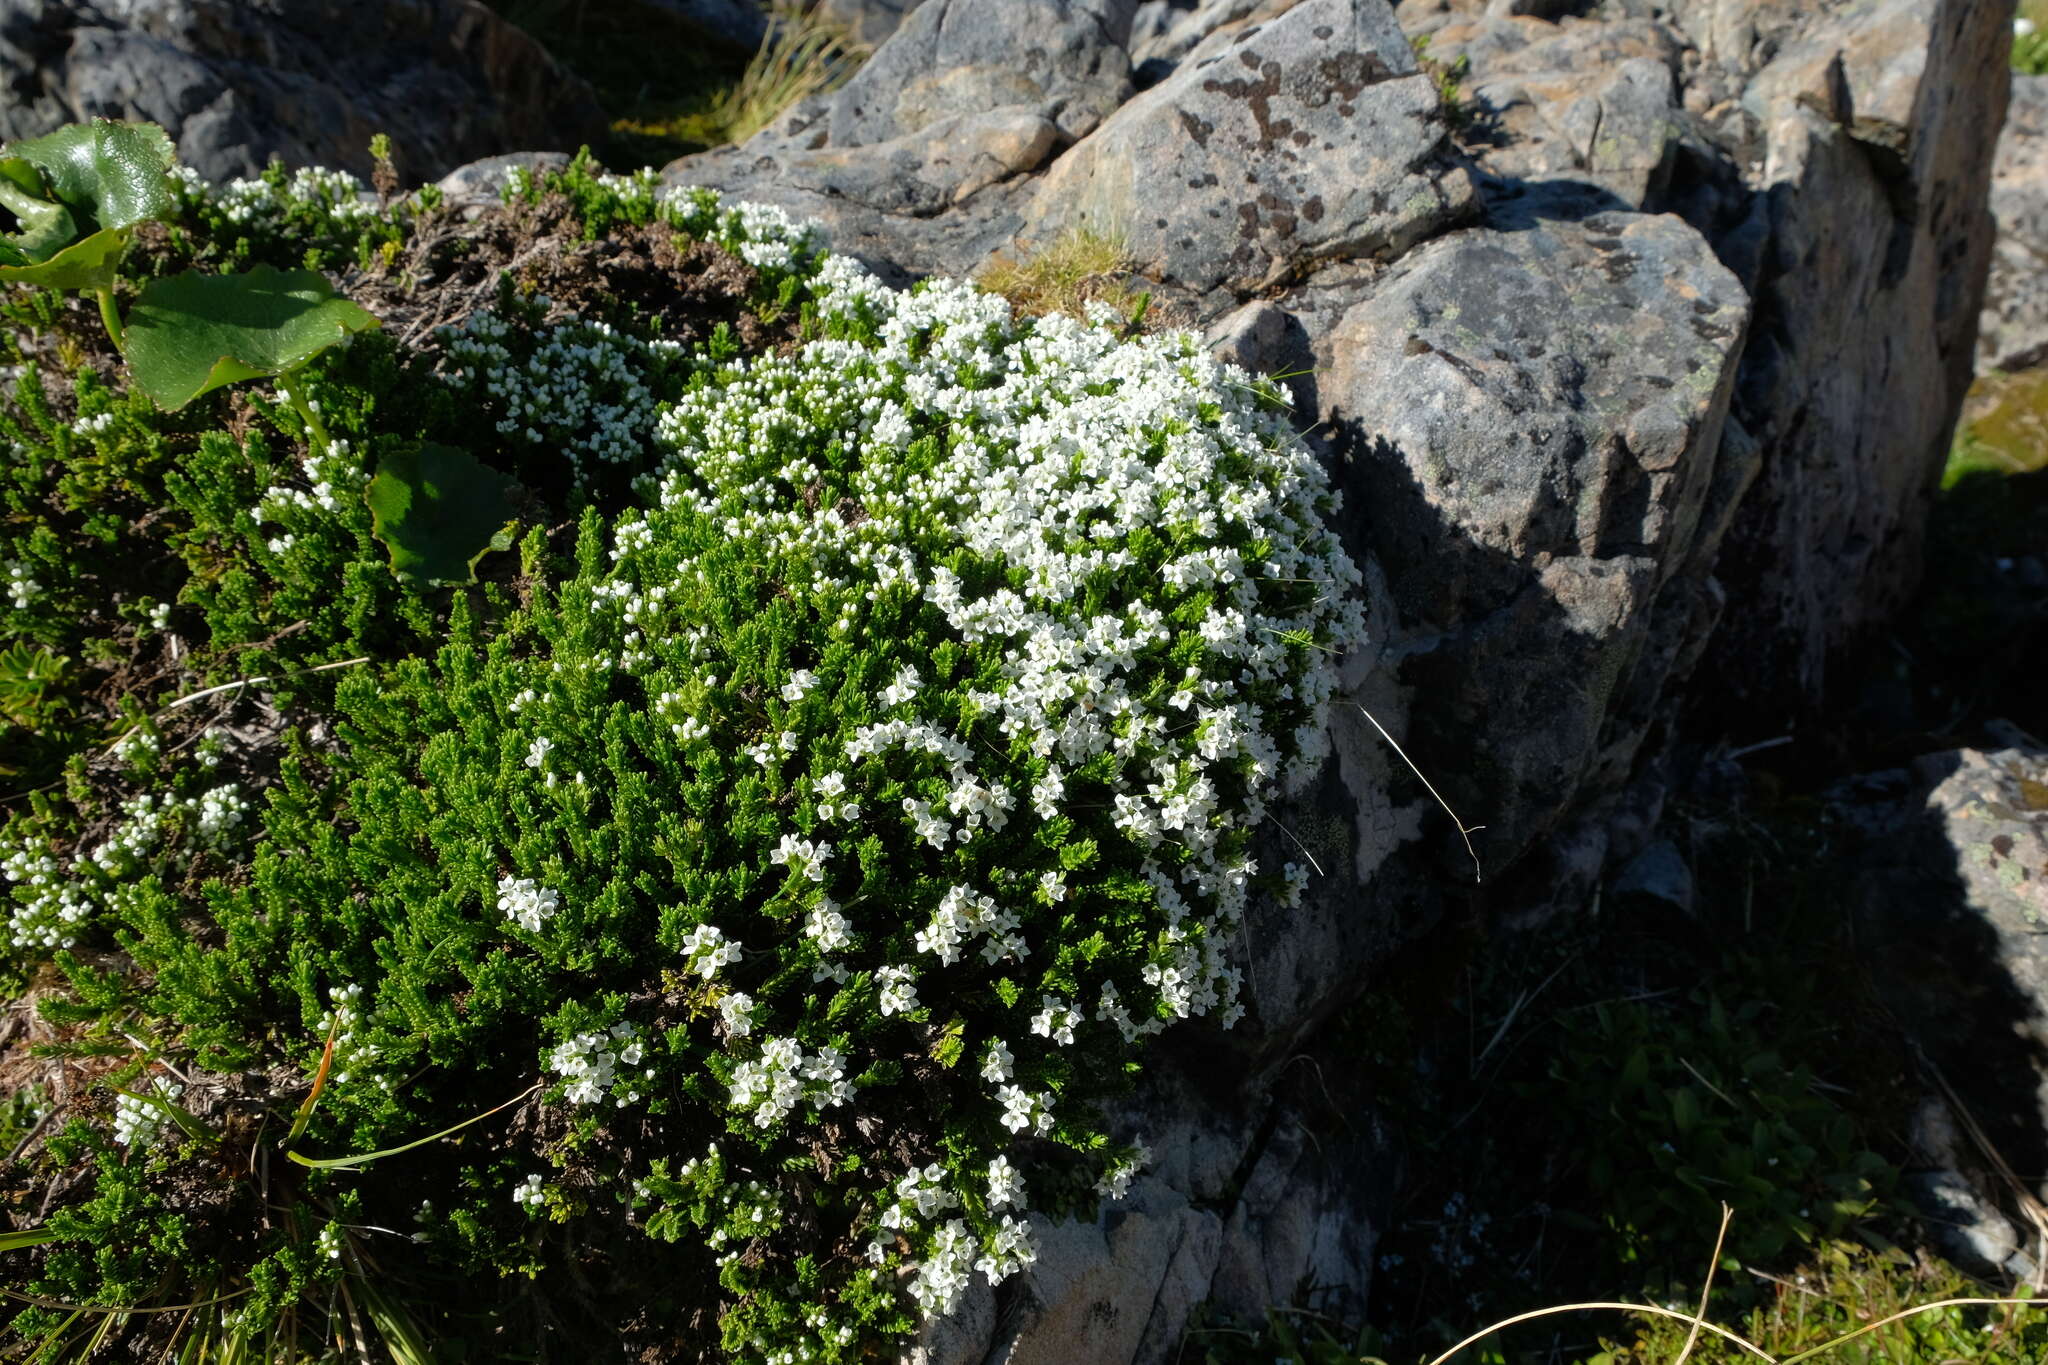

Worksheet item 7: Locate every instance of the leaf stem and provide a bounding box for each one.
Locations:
[280,369,331,453]
[94,287,124,353]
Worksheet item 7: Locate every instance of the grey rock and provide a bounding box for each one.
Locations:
[1025,0,1476,297]
[1127,0,1299,71]
[1610,837,1695,913]
[772,107,1061,215]
[1317,212,1749,862]
[987,1181,1222,1365]
[1979,75,2048,374]
[811,0,925,46]
[433,150,572,206]
[1853,748,2048,1217]
[1203,298,1314,407]
[1904,1097,2042,1283]
[0,0,607,185]
[1469,56,1680,209]
[1701,0,2009,708]
[825,0,1138,148]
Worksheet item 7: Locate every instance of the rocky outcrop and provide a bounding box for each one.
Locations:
[1980,74,2048,375]
[1022,0,1476,301]
[0,0,607,184]
[448,0,2006,1356]
[1689,0,2009,711]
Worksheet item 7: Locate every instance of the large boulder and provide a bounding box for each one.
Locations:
[1691,0,2008,709]
[0,0,607,184]
[1849,746,2048,1262]
[1317,212,1750,863]
[1021,0,1477,300]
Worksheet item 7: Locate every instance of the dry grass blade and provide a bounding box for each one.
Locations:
[1353,702,1484,882]
[712,5,866,145]
[1674,1204,1736,1365]
[1419,1300,1777,1365]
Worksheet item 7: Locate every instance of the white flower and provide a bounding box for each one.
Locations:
[974,1213,1039,1285]
[2020,16,2038,37]
[996,1084,1052,1135]
[877,964,919,1015]
[780,668,818,702]
[769,833,831,883]
[981,1038,1013,1083]
[719,991,756,1037]
[1029,995,1079,1046]
[496,875,560,933]
[679,922,742,978]
[2,561,35,611]
[986,1154,1024,1211]
[525,736,554,768]
[111,1080,182,1147]
[512,1174,546,1208]
[804,897,851,952]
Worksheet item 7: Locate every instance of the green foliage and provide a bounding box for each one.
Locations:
[364,440,521,583]
[0,120,175,292]
[1542,992,1892,1271]
[122,263,379,410]
[1589,1243,2038,1364]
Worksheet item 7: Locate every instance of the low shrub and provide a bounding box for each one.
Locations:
[0,136,1366,1363]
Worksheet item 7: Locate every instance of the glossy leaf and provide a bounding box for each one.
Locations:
[123,265,379,411]
[0,119,175,232]
[365,441,521,585]
[0,224,125,293]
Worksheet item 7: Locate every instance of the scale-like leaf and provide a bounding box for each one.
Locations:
[123,265,379,411]
[1,119,175,231]
[366,441,520,585]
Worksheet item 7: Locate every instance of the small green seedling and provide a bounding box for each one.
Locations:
[0,119,174,343]
[0,117,379,420]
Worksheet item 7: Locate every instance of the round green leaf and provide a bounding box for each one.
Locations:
[366,442,521,585]
[124,265,380,411]
[1,118,175,231]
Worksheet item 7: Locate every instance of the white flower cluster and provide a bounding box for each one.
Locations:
[193,784,251,847]
[319,983,387,1090]
[1094,1139,1152,1201]
[438,309,685,489]
[111,1079,183,1148]
[549,1022,646,1106]
[4,559,37,610]
[255,434,355,546]
[679,922,742,977]
[727,1035,851,1127]
[3,778,255,948]
[512,1173,546,1209]
[112,728,160,766]
[1,840,91,949]
[496,874,560,933]
[195,164,382,227]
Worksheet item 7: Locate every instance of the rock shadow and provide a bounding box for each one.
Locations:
[1847,746,2048,1265]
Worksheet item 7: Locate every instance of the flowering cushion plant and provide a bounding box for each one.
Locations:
[0,153,1364,1362]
